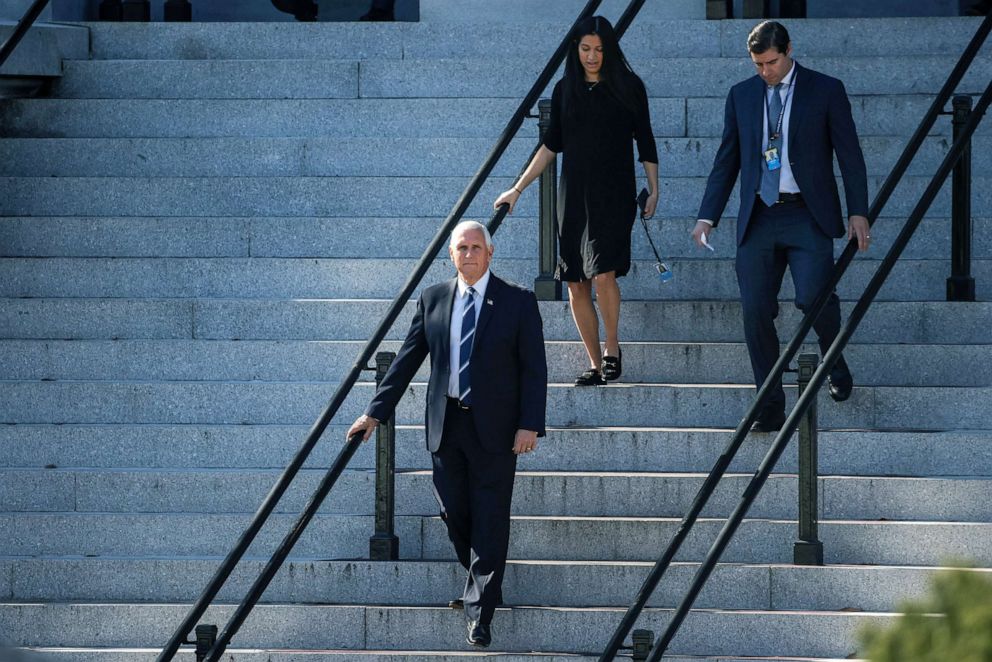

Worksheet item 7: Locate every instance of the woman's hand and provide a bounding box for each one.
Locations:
[641,190,659,219]
[494,188,522,214]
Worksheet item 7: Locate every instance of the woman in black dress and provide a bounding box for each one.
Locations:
[495,15,658,385]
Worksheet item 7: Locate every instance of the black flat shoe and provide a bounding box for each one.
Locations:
[602,347,622,381]
[448,598,463,609]
[466,620,492,647]
[575,368,606,386]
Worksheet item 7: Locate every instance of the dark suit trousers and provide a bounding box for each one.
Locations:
[736,199,851,418]
[431,400,516,624]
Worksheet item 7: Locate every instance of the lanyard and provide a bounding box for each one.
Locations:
[764,79,794,144]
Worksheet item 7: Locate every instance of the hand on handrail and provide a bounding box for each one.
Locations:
[493,189,521,214]
[346,414,379,442]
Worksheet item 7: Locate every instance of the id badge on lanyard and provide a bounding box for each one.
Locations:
[764,83,792,173]
[764,147,781,171]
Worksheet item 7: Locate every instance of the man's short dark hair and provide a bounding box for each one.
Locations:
[748,20,790,54]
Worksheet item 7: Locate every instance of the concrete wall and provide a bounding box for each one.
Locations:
[808,0,959,17]
[1,0,53,22]
[47,0,419,21]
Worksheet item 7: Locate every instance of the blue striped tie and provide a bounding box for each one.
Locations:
[458,287,476,404]
[760,83,784,207]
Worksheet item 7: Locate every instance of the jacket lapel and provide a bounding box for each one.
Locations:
[787,62,808,149]
[472,274,500,351]
[438,278,457,362]
[747,75,766,166]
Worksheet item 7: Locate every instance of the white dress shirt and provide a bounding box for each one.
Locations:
[762,60,799,194]
[448,269,490,399]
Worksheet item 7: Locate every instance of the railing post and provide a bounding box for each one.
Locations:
[793,352,823,566]
[369,351,399,561]
[534,98,562,301]
[194,625,217,662]
[631,629,654,661]
[947,94,975,302]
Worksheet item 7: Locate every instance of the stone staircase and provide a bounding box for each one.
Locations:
[1,5,991,660]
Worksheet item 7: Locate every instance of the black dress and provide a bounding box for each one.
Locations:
[542,76,658,282]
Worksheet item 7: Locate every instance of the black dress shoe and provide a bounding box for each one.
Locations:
[466,620,492,647]
[828,375,853,402]
[750,413,786,433]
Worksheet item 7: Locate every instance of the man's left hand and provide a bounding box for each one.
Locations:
[513,429,538,455]
[848,215,871,252]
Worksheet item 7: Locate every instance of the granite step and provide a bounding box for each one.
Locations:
[81,17,984,60]
[3,136,984,178]
[3,425,989,477]
[4,467,990,522]
[0,174,985,219]
[0,96,982,138]
[3,299,989,343]
[0,602,888,657]
[2,511,990,564]
[1,380,989,429]
[0,214,986,262]
[1,256,989,301]
[46,56,992,100]
[2,339,987,386]
[0,558,970,612]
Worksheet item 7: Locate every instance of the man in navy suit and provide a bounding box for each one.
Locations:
[348,220,547,648]
[692,20,871,432]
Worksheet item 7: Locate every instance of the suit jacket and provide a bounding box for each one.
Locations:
[366,273,547,454]
[698,62,869,245]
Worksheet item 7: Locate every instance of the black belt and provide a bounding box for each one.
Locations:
[758,192,804,205]
[446,396,472,411]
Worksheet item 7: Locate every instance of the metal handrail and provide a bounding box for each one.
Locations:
[647,72,992,662]
[600,10,992,660]
[0,0,51,70]
[157,0,657,658]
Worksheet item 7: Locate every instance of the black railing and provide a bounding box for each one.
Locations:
[793,352,822,566]
[600,10,992,660]
[0,0,51,70]
[947,94,976,301]
[157,0,660,658]
[369,351,399,561]
[534,97,562,301]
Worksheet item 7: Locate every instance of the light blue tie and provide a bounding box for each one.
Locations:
[759,83,784,207]
[458,287,476,404]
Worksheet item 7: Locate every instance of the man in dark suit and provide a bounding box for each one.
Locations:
[691,20,871,432]
[347,220,547,648]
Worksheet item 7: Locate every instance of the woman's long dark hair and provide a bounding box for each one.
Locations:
[562,15,641,116]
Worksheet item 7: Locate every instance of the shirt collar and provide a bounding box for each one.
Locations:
[772,60,797,89]
[457,269,491,299]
